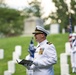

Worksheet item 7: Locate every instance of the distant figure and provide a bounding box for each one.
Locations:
[67,25,72,33]
[26,26,57,75]
[70,33,76,73]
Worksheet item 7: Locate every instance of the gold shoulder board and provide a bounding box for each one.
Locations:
[47,42,52,45]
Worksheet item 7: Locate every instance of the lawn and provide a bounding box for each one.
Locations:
[0,33,75,75]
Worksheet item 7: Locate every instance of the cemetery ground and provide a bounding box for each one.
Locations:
[0,33,75,75]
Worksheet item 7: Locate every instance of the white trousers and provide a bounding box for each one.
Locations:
[70,52,76,68]
[26,69,33,75]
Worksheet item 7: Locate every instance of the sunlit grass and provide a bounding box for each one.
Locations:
[0,33,75,75]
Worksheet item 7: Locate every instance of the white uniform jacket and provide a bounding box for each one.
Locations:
[29,39,57,75]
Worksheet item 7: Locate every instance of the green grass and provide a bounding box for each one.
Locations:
[0,33,75,75]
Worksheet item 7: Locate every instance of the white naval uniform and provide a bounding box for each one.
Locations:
[71,39,76,72]
[26,39,57,75]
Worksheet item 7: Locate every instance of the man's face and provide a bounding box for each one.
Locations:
[34,33,45,43]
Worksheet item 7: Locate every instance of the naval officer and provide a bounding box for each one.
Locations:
[26,26,57,75]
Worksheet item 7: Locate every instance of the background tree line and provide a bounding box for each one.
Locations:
[0,0,76,37]
[0,4,25,37]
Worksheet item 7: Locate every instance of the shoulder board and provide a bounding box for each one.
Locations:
[47,42,52,45]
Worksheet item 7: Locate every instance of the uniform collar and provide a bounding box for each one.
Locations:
[39,39,48,46]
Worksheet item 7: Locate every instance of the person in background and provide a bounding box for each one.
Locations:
[26,26,57,75]
[70,33,76,73]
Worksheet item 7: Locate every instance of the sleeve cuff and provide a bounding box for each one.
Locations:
[33,59,38,66]
[30,64,36,70]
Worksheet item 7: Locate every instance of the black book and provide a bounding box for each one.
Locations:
[17,59,33,66]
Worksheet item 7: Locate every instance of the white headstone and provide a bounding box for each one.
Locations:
[65,42,71,55]
[8,61,15,74]
[15,45,22,56]
[74,25,76,32]
[62,28,65,34]
[60,53,68,64]
[23,17,44,36]
[60,64,70,75]
[60,53,70,75]
[0,49,4,59]
[50,24,60,34]
[12,52,19,63]
[4,70,11,75]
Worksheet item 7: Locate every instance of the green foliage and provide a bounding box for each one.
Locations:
[44,25,50,30]
[49,0,76,32]
[24,0,41,18]
[49,0,68,32]
[0,5,25,37]
[71,0,76,26]
[0,33,75,75]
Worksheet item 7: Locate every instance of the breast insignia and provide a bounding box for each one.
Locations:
[47,42,52,45]
[39,48,44,54]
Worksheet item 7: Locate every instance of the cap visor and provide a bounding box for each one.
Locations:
[32,32,43,34]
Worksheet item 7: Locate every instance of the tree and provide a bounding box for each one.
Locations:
[23,0,49,29]
[48,0,76,32]
[71,0,76,26]
[48,0,68,32]
[0,5,25,37]
[23,0,42,18]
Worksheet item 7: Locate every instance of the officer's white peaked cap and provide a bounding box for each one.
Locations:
[32,26,49,36]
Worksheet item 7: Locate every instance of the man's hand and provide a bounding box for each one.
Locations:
[18,59,33,66]
[17,59,33,69]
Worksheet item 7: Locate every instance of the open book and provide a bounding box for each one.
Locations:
[16,59,33,66]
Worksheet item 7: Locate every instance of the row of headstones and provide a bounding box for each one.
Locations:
[24,17,76,36]
[0,42,71,75]
[50,24,76,34]
[0,45,22,75]
[60,42,71,75]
